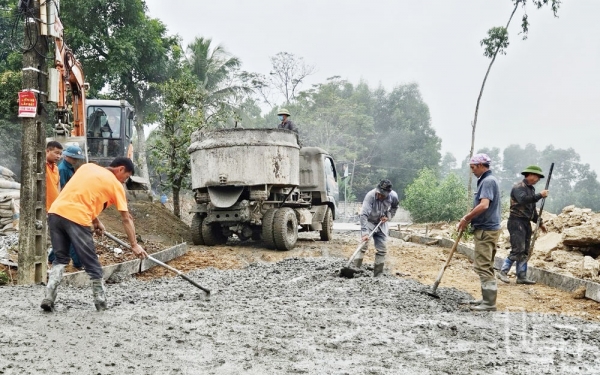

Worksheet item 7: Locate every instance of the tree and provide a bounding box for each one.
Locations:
[403,168,468,223]
[150,72,203,218]
[257,52,315,107]
[467,0,560,197]
[60,0,179,181]
[186,37,253,128]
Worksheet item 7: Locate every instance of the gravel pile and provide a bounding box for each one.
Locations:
[1,257,600,374]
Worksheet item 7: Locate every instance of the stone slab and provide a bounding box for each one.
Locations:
[61,243,188,287]
[140,243,188,272]
[391,229,600,303]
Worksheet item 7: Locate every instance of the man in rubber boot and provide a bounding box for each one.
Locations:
[355,179,399,277]
[497,165,548,285]
[458,154,501,312]
[41,157,148,312]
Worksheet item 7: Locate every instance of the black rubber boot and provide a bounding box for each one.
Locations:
[351,256,363,269]
[470,281,497,312]
[516,272,536,285]
[40,264,66,312]
[91,279,107,311]
[497,270,510,284]
[373,255,385,277]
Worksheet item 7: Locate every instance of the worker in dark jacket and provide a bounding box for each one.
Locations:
[498,165,548,285]
[276,108,298,133]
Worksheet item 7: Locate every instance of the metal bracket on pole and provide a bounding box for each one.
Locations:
[22,66,48,75]
[22,88,48,96]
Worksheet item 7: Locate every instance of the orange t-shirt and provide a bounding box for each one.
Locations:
[49,163,128,226]
[46,162,60,212]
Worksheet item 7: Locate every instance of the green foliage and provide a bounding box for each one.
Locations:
[403,168,469,223]
[0,270,8,285]
[285,78,440,201]
[149,72,204,217]
[186,37,254,128]
[481,26,509,57]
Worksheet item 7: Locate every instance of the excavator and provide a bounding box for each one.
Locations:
[46,2,149,194]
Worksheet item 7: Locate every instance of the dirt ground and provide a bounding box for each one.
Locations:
[96,201,600,322]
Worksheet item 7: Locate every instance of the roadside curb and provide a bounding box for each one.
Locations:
[390,230,600,303]
[61,243,188,287]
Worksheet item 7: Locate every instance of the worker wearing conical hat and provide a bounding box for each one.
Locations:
[497,165,549,285]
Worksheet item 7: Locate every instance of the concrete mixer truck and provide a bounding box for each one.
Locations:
[187,128,339,250]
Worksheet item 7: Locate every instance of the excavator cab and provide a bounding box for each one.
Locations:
[85,99,135,166]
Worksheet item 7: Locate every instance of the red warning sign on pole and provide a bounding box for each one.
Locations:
[18,91,37,118]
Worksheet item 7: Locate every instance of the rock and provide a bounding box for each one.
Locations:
[563,225,600,247]
[530,232,562,259]
[550,250,584,268]
[582,256,600,278]
[572,286,586,299]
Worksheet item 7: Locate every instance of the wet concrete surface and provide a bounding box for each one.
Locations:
[2,257,600,374]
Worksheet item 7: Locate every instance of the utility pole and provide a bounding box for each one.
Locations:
[18,0,49,285]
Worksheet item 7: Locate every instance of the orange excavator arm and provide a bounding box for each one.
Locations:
[54,34,86,137]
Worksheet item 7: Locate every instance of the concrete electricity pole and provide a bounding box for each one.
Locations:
[17,0,49,285]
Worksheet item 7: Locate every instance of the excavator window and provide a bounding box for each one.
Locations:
[86,106,123,158]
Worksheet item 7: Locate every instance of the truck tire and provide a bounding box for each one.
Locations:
[320,207,333,241]
[251,226,262,241]
[261,208,278,249]
[273,207,298,250]
[191,213,204,245]
[202,221,228,246]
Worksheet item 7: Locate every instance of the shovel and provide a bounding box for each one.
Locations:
[339,220,384,278]
[424,229,464,298]
[103,231,211,295]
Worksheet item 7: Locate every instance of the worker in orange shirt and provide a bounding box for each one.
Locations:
[41,157,148,312]
[45,141,63,211]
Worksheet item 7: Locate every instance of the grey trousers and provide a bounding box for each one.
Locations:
[48,214,103,280]
[358,229,387,257]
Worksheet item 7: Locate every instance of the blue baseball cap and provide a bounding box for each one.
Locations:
[63,145,84,159]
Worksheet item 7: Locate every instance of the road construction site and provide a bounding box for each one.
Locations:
[2,200,600,374]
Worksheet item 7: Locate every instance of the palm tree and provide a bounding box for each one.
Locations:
[186,37,252,126]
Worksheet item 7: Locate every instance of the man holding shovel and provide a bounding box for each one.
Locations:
[458,154,501,312]
[497,165,548,285]
[353,179,399,277]
[41,157,148,312]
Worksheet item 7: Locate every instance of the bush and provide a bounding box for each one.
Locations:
[402,168,469,223]
[0,271,8,285]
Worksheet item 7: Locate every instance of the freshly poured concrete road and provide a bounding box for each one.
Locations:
[1,258,600,374]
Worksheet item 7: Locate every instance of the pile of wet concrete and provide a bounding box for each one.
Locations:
[1,257,600,374]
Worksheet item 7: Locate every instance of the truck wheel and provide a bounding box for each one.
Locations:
[261,208,278,249]
[191,213,204,245]
[273,207,298,250]
[251,226,262,241]
[320,207,333,241]
[202,221,227,246]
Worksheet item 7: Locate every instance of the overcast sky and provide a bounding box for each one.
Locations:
[145,0,600,173]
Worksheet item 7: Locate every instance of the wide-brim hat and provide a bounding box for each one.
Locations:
[521,165,544,178]
[277,108,291,116]
[376,179,392,197]
[375,187,390,197]
[63,145,85,160]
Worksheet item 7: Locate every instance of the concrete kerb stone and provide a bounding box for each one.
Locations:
[140,243,187,272]
[390,230,600,303]
[61,243,188,287]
